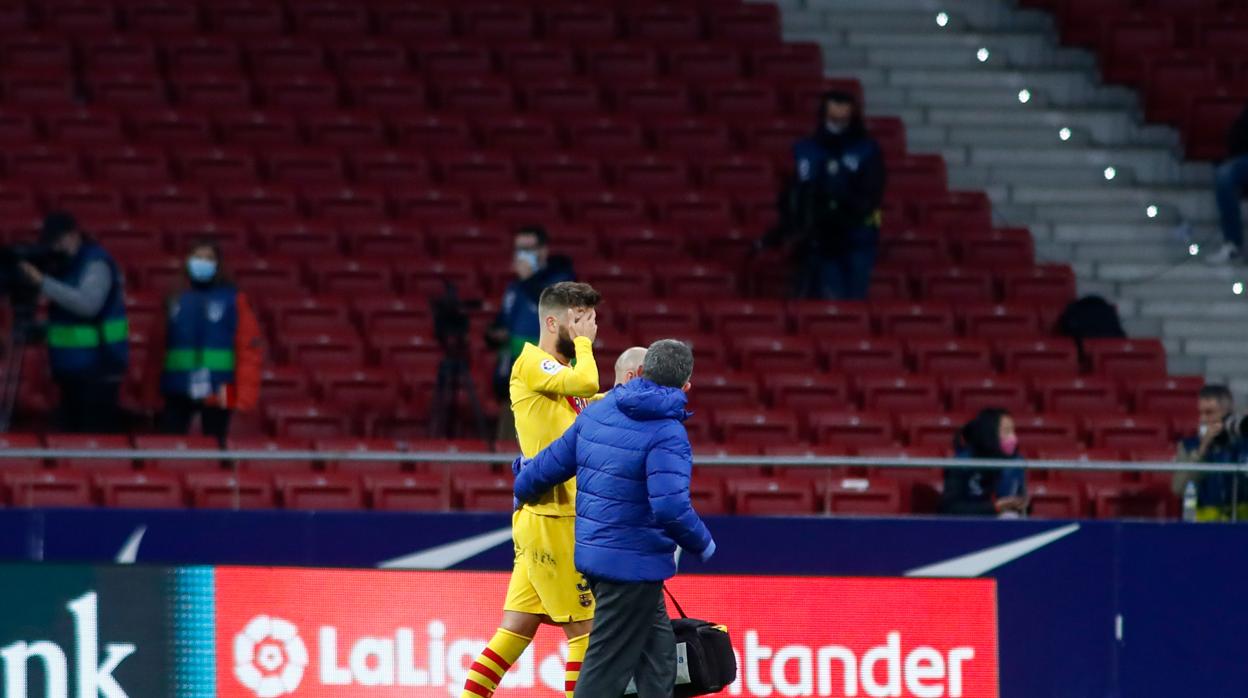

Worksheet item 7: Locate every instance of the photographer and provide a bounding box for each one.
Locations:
[761,90,886,300]
[485,225,575,441]
[1173,385,1248,522]
[20,212,128,433]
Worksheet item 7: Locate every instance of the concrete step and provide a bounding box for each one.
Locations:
[1163,319,1248,340]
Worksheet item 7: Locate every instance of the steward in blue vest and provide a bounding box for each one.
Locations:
[20,213,129,433]
[155,242,262,443]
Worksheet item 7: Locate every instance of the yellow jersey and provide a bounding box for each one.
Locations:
[510,336,599,517]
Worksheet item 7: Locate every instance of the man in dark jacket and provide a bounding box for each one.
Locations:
[1209,101,1248,265]
[1172,385,1248,521]
[487,224,576,440]
[514,339,716,698]
[764,90,886,299]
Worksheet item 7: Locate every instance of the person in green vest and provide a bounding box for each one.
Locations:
[151,241,262,444]
[19,212,128,433]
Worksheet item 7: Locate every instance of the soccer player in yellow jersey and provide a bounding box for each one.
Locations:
[462,282,602,698]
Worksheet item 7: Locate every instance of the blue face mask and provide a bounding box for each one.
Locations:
[187,257,217,283]
[516,250,540,271]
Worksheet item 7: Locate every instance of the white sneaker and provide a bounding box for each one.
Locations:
[1206,243,1241,266]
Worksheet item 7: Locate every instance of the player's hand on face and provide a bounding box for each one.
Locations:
[569,309,598,344]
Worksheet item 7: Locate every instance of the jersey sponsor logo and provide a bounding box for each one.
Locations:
[566,396,587,414]
[539,359,562,375]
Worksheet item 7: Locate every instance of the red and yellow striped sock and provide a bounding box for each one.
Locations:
[565,632,589,698]
[461,628,531,698]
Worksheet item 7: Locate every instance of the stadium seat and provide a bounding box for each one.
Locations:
[820,337,906,373]
[1091,484,1171,520]
[729,478,816,515]
[625,6,703,42]
[860,374,943,412]
[365,474,451,511]
[908,339,995,375]
[265,403,350,440]
[874,302,956,338]
[900,413,971,449]
[316,438,406,474]
[454,473,515,511]
[133,435,221,473]
[959,304,1040,340]
[315,369,403,413]
[807,411,895,450]
[715,409,801,447]
[185,472,274,509]
[1035,376,1122,415]
[690,372,760,411]
[586,45,660,81]
[763,373,852,411]
[957,229,1036,268]
[330,39,412,77]
[947,375,1033,414]
[95,472,184,509]
[1083,339,1167,380]
[817,477,905,516]
[277,473,364,511]
[1132,376,1202,420]
[1028,481,1087,519]
[789,302,872,337]
[997,338,1080,376]
[1086,415,1170,451]
[350,76,428,110]
[0,434,44,472]
[1001,264,1077,305]
[5,471,92,508]
[45,434,133,471]
[341,220,426,257]
[1012,414,1081,451]
[733,337,819,372]
[563,115,647,153]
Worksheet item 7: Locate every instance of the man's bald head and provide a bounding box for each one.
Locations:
[614,347,647,386]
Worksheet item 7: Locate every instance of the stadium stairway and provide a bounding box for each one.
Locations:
[771,0,1248,391]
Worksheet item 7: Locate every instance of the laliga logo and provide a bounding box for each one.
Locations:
[234,615,309,698]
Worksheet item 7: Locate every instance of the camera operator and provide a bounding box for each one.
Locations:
[19,212,128,433]
[1173,385,1248,522]
[759,90,886,300]
[485,225,575,442]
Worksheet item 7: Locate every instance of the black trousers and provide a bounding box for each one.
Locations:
[159,394,232,444]
[575,579,676,698]
[55,377,122,434]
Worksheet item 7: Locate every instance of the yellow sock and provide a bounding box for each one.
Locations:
[565,632,589,698]
[461,628,531,698]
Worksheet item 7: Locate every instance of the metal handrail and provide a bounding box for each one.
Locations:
[0,449,1240,474]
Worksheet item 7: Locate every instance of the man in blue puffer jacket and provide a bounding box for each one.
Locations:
[514,339,716,698]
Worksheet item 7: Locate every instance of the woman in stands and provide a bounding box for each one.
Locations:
[150,241,262,444]
[941,408,1028,517]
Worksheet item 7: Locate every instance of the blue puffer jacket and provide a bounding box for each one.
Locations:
[514,379,714,583]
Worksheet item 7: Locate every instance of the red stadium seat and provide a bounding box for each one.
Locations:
[1086,415,1170,451]
[216,109,301,146]
[349,76,428,110]
[874,302,956,338]
[703,300,788,335]
[586,44,660,81]
[216,184,301,221]
[957,229,1036,268]
[908,339,994,375]
[499,43,577,81]
[919,268,997,303]
[734,337,819,372]
[290,2,370,37]
[899,413,968,449]
[175,146,259,185]
[1028,481,1087,519]
[701,81,781,117]
[206,2,287,35]
[860,374,942,413]
[544,5,618,41]
[749,43,823,81]
[1002,264,1077,305]
[579,261,655,297]
[959,304,1040,340]
[521,80,603,115]
[729,478,815,515]
[564,115,646,153]
[818,477,904,516]
[316,369,402,413]
[0,434,45,472]
[947,375,1032,414]
[1083,339,1167,380]
[1012,414,1081,451]
[1091,484,1170,520]
[266,402,350,440]
[708,4,781,43]
[316,438,406,474]
[89,145,170,183]
[625,7,702,42]
[1132,376,1202,420]
[393,187,475,223]
[790,302,872,337]
[762,373,852,411]
[997,338,1080,376]
[186,472,275,509]
[133,435,221,473]
[366,474,451,511]
[330,39,411,77]
[523,151,606,188]
[620,299,702,337]
[476,114,561,153]
[715,409,801,447]
[376,4,452,39]
[1035,376,1122,415]
[246,39,327,74]
[45,434,133,471]
[369,332,443,371]
[229,437,315,474]
[95,472,184,509]
[260,367,314,405]
[879,230,951,269]
[807,411,895,450]
[264,149,348,185]
[820,337,906,373]
[348,149,431,187]
[614,82,695,118]
[454,473,515,511]
[277,473,364,511]
[5,471,92,508]
[688,372,760,410]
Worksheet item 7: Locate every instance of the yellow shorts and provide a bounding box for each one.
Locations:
[503,508,595,623]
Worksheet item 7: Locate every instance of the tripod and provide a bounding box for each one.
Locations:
[429,331,489,442]
[0,304,37,433]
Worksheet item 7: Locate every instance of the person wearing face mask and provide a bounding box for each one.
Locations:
[19,212,128,433]
[1173,385,1248,521]
[149,241,262,444]
[765,90,886,300]
[941,408,1028,517]
[486,225,576,442]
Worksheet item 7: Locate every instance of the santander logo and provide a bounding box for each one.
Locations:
[233,615,309,698]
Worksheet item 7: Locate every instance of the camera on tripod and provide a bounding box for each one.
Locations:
[0,240,54,320]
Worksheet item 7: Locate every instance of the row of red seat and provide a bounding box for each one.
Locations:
[0,107,878,158]
[0,35,827,80]
[0,2,781,44]
[0,466,1177,519]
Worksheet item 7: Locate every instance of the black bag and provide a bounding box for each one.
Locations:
[667,587,737,698]
[1056,295,1126,364]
